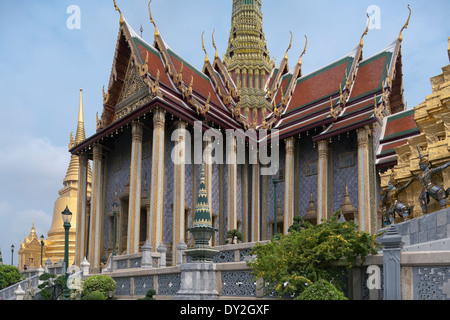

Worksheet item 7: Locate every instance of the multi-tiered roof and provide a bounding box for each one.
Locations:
[70,1,417,156]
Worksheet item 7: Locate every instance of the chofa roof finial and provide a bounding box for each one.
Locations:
[399,4,412,42]
[148,0,159,37]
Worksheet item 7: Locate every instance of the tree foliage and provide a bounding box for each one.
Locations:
[247,212,381,299]
[226,229,243,244]
[38,273,65,300]
[0,265,21,290]
[297,279,348,300]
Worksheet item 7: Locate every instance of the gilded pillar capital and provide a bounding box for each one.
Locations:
[92,144,103,161]
[153,108,166,129]
[78,152,89,165]
[285,137,295,154]
[132,121,144,140]
[317,139,328,158]
[357,126,370,147]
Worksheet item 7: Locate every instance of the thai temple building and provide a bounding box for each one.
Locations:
[17,222,44,270]
[59,0,424,273]
[18,1,449,278]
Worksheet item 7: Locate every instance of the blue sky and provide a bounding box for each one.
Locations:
[0,0,449,266]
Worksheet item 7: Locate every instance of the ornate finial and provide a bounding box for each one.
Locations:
[297,34,308,66]
[399,5,411,42]
[385,64,392,88]
[284,31,293,60]
[330,96,337,119]
[69,132,74,149]
[113,0,125,25]
[139,51,150,77]
[140,24,143,38]
[148,0,159,37]
[360,13,370,47]
[202,31,209,63]
[212,29,219,59]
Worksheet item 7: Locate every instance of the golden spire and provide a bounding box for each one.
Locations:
[148,0,159,37]
[64,89,89,184]
[360,13,370,48]
[113,0,124,25]
[399,4,412,42]
[297,35,308,66]
[284,31,293,60]
[202,31,209,63]
[75,88,86,145]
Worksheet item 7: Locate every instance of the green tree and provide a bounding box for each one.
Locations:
[38,273,66,300]
[247,212,380,299]
[82,275,116,300]
[225,229,243,244]
[0,265,21,290]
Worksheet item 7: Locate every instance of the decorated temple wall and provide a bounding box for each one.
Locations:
[163,133,174,245]
[103,130,133,255]
[263,168,275,239]
[297,137,318,218]
[236,163,242,232]
[211,162,221,244]
[331,131,359,213]
[277,143,286,216]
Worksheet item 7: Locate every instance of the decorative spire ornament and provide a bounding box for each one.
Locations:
[185,163,218,262]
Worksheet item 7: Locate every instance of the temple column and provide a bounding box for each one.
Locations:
[357,126,372,233]
[75,153,88,266]
[204,135,213,216]
[127,121,144,254]
[317,139,329,224]
[227,134,238,232]
[149,108,166,250]
[251,146,260,241]
[284,137,295,233]
[172,121,186,264]
[88,144,103,271]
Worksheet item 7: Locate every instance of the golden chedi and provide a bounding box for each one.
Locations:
[45,89,92,266]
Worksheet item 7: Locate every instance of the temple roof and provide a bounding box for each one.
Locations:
[376,108,420,169]
[70,2,413,154]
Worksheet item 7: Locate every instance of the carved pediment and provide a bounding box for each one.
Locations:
[118,60,147,106]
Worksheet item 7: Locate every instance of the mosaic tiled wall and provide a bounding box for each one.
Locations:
[297,136,318,218]
[331,131,358,213]
[236,163,243,230]
[163,133,174,244]
[277,143,286,216]
[103,131,132,252]
[221,163,228,244]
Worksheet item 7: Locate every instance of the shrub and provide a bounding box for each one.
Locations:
[0,265,21,289]
[248,211,380,298]
[296,279,348,300]
[81,290,106,300]
[138,289,156,300]
[82,275,116,300]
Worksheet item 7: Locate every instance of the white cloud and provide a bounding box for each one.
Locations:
[0,133,69,267]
